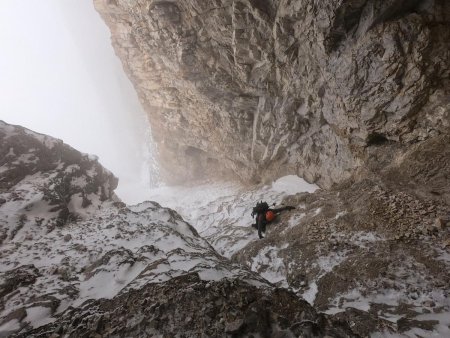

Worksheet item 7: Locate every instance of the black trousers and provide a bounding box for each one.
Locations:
[257,213,267,239]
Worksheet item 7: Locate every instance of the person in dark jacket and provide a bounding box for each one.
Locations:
[251,201,295,239]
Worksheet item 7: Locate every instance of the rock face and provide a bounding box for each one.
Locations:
[94,0,450,187]
[0,121,357,337]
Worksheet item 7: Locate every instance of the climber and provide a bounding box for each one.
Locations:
[251,201,295,239]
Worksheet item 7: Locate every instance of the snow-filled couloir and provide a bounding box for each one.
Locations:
[0,121,358,337]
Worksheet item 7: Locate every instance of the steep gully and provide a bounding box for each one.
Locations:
[1,0,450,336]
[1,120,448,337]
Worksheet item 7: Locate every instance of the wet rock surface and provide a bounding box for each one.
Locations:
[94,0,450,187]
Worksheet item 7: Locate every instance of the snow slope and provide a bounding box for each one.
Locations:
[3,120,449,337]
[0,121,282,336]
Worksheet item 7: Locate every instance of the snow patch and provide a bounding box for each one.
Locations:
[302,282,318,305]
[335,211,347,219]
[26,306,55,329]
[271,175,318,195]
[77,261,147,303]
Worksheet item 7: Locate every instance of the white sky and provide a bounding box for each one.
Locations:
[0,0,158,203]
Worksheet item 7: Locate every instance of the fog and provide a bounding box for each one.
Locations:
[0,0,159,203]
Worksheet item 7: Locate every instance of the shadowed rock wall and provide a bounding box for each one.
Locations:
[94,0,450,187]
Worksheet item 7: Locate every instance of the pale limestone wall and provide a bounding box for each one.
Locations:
[94,0,450,187]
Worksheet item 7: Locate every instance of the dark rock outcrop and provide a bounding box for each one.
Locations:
[0,265,40,300]
[94,0,450,187]
[19,274,359,338]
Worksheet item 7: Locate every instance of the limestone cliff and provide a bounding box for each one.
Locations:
[94,0,449,187]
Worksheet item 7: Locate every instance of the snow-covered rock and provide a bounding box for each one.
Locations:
[0,121,355,337]
[144,160,450,336]
[3,119,448,337]
[0,120,118,244]
[0,200,270,335]
[232,178,450,337]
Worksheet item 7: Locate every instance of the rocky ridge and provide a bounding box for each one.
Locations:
[0,120,118,245]
[93,0,450,187]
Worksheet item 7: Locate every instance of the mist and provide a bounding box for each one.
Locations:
[0,0,158,203]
